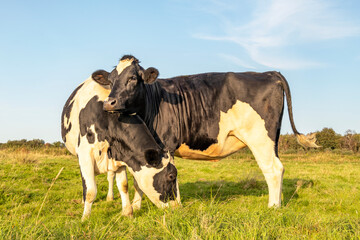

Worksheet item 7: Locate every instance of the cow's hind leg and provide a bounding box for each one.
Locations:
[235,131,284,207]
[115,166,133,217]
[106,171,115,201]
[252,143,284,207]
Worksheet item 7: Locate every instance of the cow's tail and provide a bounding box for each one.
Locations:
[275,72,320,148]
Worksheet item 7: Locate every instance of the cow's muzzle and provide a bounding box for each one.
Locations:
[103,97,118,111]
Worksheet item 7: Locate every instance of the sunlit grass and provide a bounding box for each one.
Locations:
[0,149,359,239]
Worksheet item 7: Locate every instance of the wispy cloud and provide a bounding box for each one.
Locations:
[218,53,256,69]
[194,0,360,70]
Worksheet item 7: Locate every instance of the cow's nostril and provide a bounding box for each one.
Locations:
[110,99,117,105]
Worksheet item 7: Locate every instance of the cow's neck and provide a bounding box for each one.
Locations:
[140,82,162,125]
[139,81,183,151]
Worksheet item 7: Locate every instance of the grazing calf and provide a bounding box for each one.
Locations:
[61,74,180,220]
[97,55,319,208]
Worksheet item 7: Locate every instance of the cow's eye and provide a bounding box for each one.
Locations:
[126,76,137,85]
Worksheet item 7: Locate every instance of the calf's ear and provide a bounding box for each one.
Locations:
[145,149,161,167]
[92,70,111,86]
[143,67,159,84]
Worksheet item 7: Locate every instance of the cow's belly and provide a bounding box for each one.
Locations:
[175,135,246,160]
[174,100,269,161]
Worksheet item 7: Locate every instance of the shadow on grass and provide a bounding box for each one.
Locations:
[179,178,314,204]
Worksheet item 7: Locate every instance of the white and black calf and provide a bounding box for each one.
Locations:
[96,55,319,208]
[61,75,180,220]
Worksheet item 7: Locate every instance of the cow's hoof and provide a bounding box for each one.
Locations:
[122,205,133,218]
[81,214,89,222]
[106,195,114,201]
[268,203,281,208]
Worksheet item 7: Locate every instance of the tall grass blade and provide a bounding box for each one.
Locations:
[36,167,64,224]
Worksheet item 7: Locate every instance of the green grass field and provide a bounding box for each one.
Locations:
[0,149,359,239]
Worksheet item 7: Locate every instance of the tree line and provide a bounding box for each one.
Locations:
[279,128,360,153]
[1,127,359,154]
[0,139,65,150]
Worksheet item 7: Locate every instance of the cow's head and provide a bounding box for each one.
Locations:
[92,55,158,113]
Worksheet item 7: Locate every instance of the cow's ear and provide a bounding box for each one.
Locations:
[92,70,110,86]
[143,67,159,84]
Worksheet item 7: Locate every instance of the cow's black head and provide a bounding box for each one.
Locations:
[92,55,158,113]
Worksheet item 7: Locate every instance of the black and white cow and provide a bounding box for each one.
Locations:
[95,55,319,208]
[61,74,180,220]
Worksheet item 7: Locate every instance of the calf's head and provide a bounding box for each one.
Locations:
[92,55,158,113]
[108,145,180,207]
[133,150,180,207]
[105,114,180,208]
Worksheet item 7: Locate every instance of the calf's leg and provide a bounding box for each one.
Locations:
[106,171,115,201]
[115,166,133,217]
[132,177,143,211]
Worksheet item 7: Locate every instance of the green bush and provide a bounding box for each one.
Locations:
[316,128,341,150]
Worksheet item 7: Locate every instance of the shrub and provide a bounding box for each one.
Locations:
[316,128,341,150]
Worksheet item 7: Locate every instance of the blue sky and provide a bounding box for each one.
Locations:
[1,0,359,143]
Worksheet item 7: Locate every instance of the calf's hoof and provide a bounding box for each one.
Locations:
[132,202,141,212]
[106,195,114,201]
[121,205,133,218]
